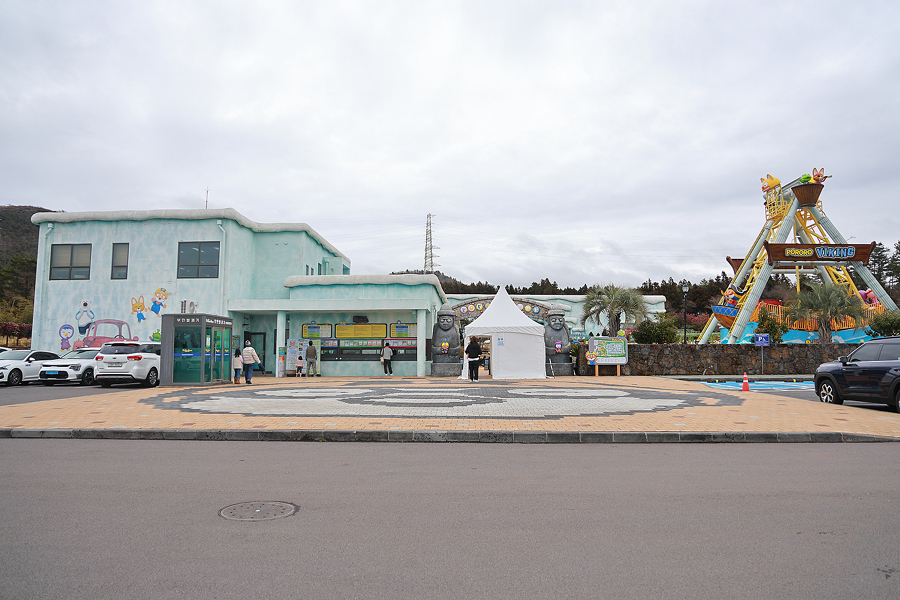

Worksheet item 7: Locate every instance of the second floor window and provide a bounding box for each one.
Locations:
[111,243,129,279]
[178,241,220,278]
[50,244,91,280]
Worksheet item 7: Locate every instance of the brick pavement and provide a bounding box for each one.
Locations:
[1,376,899,442]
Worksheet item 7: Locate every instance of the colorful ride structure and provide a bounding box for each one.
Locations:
[698,170,898,344]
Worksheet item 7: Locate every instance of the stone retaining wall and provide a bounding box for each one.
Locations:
[577,343,859,376]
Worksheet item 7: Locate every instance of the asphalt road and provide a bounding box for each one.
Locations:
[1,440,898,599]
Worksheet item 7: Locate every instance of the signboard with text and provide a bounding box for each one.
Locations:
[586,336,628,365]
[763,241,875,265]
[335,323,388,339]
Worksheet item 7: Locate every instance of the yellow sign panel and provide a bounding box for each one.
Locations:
[335,323,388,339]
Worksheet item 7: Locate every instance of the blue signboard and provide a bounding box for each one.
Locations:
[754,333,770,347]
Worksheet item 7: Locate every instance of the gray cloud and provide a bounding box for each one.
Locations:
[2,0,898,289]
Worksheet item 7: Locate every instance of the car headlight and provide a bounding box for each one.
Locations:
[72,364,81,372]
[0,365,7,371]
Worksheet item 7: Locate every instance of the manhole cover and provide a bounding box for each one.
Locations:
[219,501,299,521]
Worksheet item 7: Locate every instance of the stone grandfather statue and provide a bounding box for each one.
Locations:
[431,304,461,363]
[544,305,572,364]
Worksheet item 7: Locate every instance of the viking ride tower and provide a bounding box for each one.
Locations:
[697,174,897,344]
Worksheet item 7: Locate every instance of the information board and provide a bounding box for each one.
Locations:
[587,336,628,365]
[302,324,333,339]
[335,323,387,339]
[390,323,417,338]
[385,338,416,348]
[286,338,302,372]
[340,339,385,348]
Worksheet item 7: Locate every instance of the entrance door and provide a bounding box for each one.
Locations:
[245,332,266,373]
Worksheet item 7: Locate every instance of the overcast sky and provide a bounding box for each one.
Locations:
[2,1,899,289]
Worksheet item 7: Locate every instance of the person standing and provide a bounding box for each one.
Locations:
[305,340,319,377]
[381,342,393,375]
[465,336,482,382]
[232,349,243,384]
[242,340,260,384]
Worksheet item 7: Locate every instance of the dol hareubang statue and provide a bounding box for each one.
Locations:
[544,305,572,364]
[431,304,461,363]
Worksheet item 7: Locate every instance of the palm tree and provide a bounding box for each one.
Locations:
[785,283,865,344]
[580,284,648,335]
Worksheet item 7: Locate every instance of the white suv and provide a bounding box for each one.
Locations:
[95,342,161,387]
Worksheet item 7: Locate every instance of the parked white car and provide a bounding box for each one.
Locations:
[0,350,62,386]
[39,348,102,385]
[95,342,161,387]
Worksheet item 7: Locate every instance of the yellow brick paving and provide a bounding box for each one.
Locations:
[2,376,900,439]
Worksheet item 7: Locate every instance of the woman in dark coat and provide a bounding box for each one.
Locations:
[465,336,482,382]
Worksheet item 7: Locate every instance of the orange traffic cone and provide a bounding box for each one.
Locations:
[741,372,750,392]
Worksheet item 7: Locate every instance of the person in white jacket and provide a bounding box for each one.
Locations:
[232,349,243,384]
[241,340,261,384]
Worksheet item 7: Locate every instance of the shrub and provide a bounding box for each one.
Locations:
[866,310,900,338]
[755,307,789,344]
[632,315,678,344]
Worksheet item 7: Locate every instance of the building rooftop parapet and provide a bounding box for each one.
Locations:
[283,274,448,304]
[32,208,348,261]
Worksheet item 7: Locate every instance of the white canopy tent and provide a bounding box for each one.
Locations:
[464,287,546,380]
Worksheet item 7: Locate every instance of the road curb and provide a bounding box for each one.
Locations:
[2,428,898,443]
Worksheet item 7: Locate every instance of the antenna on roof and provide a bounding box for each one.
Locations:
[205,187,209,209]
[425,213,440,273]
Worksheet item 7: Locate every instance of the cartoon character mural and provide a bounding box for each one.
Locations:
[75,299,95,335]
[131,296,148,322]
[59,324,75,352]
[151,288,168,317]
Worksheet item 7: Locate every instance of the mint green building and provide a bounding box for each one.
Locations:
[31,209,446,378]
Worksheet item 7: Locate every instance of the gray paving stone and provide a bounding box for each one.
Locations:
[479,431,514,443]
[547,431,581,443]
[777,432,812,443]
[412,430,449,442]
[446,431,480,442]
[512,431,547,444]
[580,432,615,443]
[645,432,682,443]
[613,432,647,443]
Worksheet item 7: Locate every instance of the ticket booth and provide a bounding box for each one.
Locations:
[160,313,234,385]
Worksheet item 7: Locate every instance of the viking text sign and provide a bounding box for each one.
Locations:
[764,242,875,265]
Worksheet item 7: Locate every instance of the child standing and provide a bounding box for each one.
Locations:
[232,349,243,384]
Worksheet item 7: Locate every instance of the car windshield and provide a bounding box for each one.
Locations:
[99,345,140,355]
[60,349,100,359]
[0,350,31,360]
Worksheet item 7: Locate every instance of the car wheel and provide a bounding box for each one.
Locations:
[80,369,94,386]
[42,381,55,386]
[99,380,112,388]
[6,369,22,386]
[143,368,159,387]
[893,388,900,414]
[817,379,843,405]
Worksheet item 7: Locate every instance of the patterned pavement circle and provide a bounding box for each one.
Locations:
[148,383,743,420]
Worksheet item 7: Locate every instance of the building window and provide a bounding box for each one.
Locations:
[178,241,220,278]
[317,263,322,275]
[50,244,91,280]
[111,243,129,279]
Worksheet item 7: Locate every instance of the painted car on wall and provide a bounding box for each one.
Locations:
[73,319,139,349]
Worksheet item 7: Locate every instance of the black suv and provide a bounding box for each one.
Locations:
[814,337,900,411]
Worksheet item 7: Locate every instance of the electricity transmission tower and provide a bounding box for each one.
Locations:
[424,213,439,274]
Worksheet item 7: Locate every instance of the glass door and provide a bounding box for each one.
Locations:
[212,328,224,381]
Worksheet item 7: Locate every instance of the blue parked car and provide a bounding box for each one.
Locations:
[814,337,900,411]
